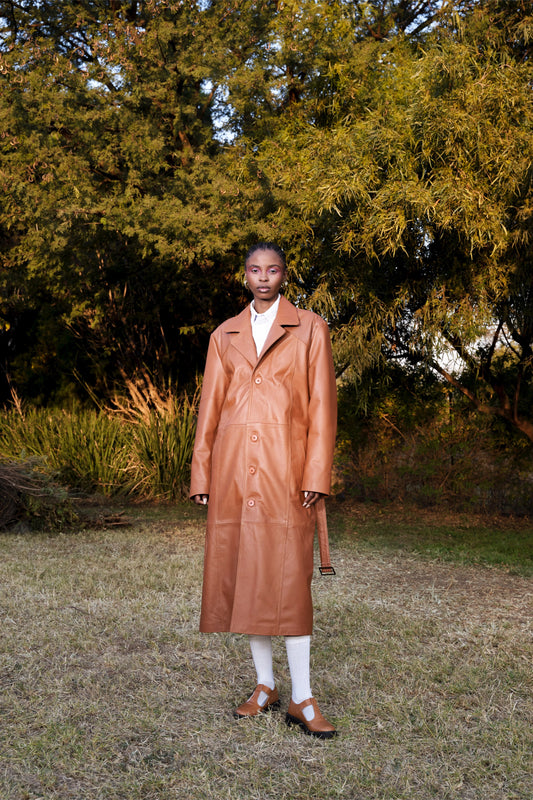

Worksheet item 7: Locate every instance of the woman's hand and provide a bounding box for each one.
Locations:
[192,494,209,506]
[302,491,324,508]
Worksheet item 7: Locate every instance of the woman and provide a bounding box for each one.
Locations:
[190,242,337,738]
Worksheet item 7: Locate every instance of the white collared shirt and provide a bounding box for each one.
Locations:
[250,294,281,356]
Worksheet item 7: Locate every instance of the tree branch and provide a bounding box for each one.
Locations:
[429,359,533,442]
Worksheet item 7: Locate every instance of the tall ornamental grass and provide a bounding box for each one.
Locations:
[131,399,197,500]
[0,395,197,500]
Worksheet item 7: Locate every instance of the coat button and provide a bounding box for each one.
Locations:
[250,433,258,442]
[249,466,256,475]
[247,499,255,507]
[254,376,262,385]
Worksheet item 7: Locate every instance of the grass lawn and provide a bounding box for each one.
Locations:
[0,502,531,800]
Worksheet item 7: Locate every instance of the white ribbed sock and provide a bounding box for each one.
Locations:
[285,635,314,720]
[249,635,275,702]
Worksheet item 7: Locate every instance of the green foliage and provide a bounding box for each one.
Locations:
[254,3,533,440]
[0,0,532,451]
[0,0,264,399]
[0,408,133,494]
[19,485,79,531]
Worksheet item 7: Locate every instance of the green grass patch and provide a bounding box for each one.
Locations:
[328,503,533,576]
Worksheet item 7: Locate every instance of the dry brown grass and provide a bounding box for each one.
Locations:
[0,504,531,799]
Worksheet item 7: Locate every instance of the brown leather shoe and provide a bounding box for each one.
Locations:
[285,697,337,739]
[233,685,280,719]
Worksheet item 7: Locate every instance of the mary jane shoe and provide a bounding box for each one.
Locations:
[233,684,280,719]
[285,697,337,739]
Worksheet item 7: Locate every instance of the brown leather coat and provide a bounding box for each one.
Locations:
[190,295,337,635]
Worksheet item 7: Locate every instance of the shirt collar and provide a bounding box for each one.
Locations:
[250,294,281,324]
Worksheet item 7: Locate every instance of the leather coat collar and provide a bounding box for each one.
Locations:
[225,295,300,367]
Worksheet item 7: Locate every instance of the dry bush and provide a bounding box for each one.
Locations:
[0,458,78,530]
[338,414,533,515]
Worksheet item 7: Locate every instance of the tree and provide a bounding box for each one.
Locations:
[1,0,531,447]
[244,2,533,441]
[0,0,441,401]
[0,0,277,400]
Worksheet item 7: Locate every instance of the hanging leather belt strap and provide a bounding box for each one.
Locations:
[316,497,336,576]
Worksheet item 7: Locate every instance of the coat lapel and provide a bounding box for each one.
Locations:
[258,296,300,362]
[225,296,301,368]
[224,306,257,367]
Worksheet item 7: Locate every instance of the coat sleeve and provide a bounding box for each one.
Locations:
[189,332,229,498]
[301,316,337,495]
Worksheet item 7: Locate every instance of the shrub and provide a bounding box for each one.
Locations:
[129,397,197,500]
[0,380,198,500]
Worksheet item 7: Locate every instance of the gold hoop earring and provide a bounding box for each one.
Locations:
[244,278,249,288]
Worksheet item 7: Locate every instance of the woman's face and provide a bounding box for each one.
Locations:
[245,248,286,307]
